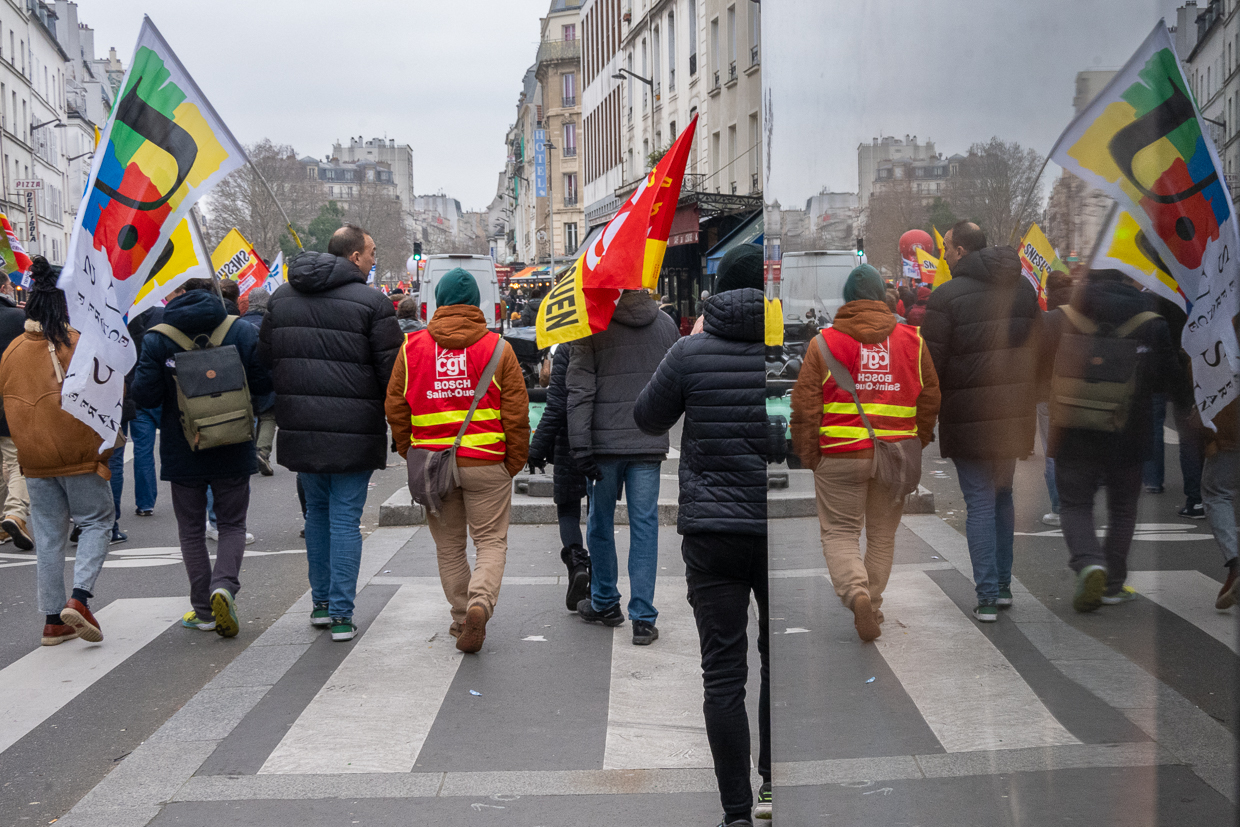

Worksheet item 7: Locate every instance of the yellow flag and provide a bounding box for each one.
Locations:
[914,248,939,284]
[131,217,213,314]
[211,228,270,297]
[932,226,952,288]
[765,297,784,346]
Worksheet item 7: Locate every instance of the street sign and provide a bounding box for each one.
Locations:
[534,129,548,198]
[14,179,41,189]
[23,190,35,243]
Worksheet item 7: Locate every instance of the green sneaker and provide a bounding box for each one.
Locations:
[973,603,998,622]
[996,587,1013,608]
[210,588,239,638]
[1073,565,1107,613]
[310,603,332,628]
[754,781,772,819]
[1101,585,1138,605]
[330,618,357,642]
[181,610,215,631]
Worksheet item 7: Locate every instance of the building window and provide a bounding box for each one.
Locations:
[562,23,576,41]
[563,172,578,205]
[728,125,737,191]
[563,122,577,157]
[727,6,736,80]
[563,72,576,107]
[667,12,676,90]
[688,1,697,75]
[749,0,760,65]
[641,38,648,110]
[710,18,720,87]
[565,222,578,251]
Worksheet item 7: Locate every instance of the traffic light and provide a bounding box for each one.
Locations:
[856,237,864,259]
[413,241,423,261]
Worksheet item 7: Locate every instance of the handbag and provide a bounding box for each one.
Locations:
[406,337,507,517]
[815,334,923,500]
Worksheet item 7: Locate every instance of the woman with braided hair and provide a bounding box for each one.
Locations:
[0,256,118,646]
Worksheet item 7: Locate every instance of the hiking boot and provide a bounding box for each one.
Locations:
[1178,501,1206,519]
[456,604,488,653]
[1041,512,1060,527]
[110,526,128,544]
[310,602,332,627]
[577,598,625,627]
[211,588,240,638]
[852,592,880,641]
[2,515,33,550]
[61,598,102,642]
[754,781,772,820]
[258,455,274,476]
[997,586,1014,608]
[330,618,357,641]
[561,544,591,612]
[1217,567,1239,610]
[1073,565,1107,613]
[973,602,999,622]
[181,611,216,631]
[1101,585,1138,605]
[41,622,79,646]
[632,619,658,645]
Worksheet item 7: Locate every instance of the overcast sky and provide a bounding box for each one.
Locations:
[74,0,552,211]
[763,0,1184,206]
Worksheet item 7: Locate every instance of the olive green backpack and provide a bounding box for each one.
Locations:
[1050,306,1160,433]
[149,317,255,451]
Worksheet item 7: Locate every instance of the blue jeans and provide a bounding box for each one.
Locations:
[1037,402,1058,513]
[301,471,373,620]
[1143,394,1167,488]
[108,409,160,526]
[29,474,114,615]
[952,458,1016,604]
[586,459,661,624]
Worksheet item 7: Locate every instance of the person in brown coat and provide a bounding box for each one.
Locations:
[791,265,940,641]
[386,268,529,652]
[0,258,115,646]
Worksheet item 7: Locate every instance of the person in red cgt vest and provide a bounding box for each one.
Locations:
[791,264,940,643]
[385,268,529,654]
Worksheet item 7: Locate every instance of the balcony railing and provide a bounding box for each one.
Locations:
[654,82,661,104]
[563,196,579,207]
[751,44,759,66]
[728,61,737,82]
[752,172,760,192]
[627,106,633,125]
[562,95,576,107]
[712,70,720,89]
[535,38,581,65]
[730,182,737,194]
[669,68,675,91]
[689,53,697,75]
[563,146,577,157]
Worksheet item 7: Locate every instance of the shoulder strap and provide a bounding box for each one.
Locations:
[208,316,238,347]
[1114,311,1161,339]
[814,334,877,443]
[149,323,197,352]
[452,335,507,449]
[1059,306,1097,335]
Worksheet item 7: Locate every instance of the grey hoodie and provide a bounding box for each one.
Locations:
[567,290,681,459]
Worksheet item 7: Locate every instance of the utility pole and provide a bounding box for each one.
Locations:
[546,139,556,278]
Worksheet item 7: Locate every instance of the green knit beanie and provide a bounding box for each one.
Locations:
[435,267,481,307]
[843,264,886,303]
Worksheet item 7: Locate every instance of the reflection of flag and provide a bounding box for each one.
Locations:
[1090,207,1190,310]
[263,251,284,295]
[932,226,952,287]
[901,258,919,282]
[131,216,213,315]
[765,297,784,346]
[211,228,270,297]
[914,248,938,283]
[57,16,246,445]
[1049,22,1238,426]
[0,213,32,274]
[537,117,698,346]
[1017,223,1067,309]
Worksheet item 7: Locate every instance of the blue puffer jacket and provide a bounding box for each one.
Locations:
[634,288,768,535]
[131,289,273,483]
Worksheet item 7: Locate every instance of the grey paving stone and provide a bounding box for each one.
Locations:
[57,806,164,827]
[211,644,310,688]
[146,686,270,743]
[71,740,218,809]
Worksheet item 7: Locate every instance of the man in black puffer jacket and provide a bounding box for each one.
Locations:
[259,224,403,641]
[634,244,770,826]
[921,222,1041,620]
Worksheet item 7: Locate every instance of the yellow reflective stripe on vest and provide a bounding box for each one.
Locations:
[410,432,507,448]
[818,425,917,439]
[409,408,502,427]
[821,402,917,418]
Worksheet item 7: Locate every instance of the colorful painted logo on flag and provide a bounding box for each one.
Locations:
[81,45,233,282]
[1067,47,1228,270]
[131,216,213,315]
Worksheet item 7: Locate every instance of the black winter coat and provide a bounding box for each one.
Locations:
[528,344,587,503]
[0,295,26,436]
[519,295,543,328]
[1041,276,1179,463]
[131,291,273,483]
[921,247,1041,459]
[634,288,767,535]
[259,252,403,474]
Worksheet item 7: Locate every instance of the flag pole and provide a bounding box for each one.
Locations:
[1008,153,1053,246]
[189,207,229,313]
[247,160,304,250]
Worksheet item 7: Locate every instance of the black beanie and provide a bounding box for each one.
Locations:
[715,244,764,293]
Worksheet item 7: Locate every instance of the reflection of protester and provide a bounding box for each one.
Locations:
[659,294,681,328]
[1141,295,1204,518]
[396,296,426,334]
[0,258,115,646]
[239,289,277,475]
[634,243,772,824]
[792,264,939,642]
[904,285,931,327]
[520,286,546,327]
[0,277,30,549]
[1203,316,1240,609]
[1037,270,1074,527]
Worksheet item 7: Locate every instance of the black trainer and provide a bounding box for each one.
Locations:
[719,818,754,827]
[632,619,659,645]
[561,544,591,612]
[577,598,624,626]
[1179,501,1206,519]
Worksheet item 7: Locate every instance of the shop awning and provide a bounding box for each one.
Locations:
[705,211,764,275]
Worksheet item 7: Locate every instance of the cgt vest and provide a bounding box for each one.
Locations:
[403,330,506,462]
[819,324,922,454]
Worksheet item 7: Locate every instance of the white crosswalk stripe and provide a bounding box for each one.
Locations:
[1125,570,1238,654]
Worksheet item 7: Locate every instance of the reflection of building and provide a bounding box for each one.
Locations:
[857,135,937,208]
[870,154,959,201]
[1175,1,1238,197]
[534,0,585,265]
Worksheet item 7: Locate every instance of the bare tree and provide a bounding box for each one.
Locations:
[863,179,927,279]
[346,182,412,282]
[204,139,320,260]
[943,137,1045,247]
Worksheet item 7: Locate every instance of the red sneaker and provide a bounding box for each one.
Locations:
[60,599,102,643]
[41,623,79,646]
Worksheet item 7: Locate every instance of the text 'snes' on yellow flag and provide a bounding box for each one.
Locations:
[914,248,938,283]
[932,226,952,288]
[765,297,784,346]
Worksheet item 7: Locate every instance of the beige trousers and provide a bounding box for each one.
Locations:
[426,463,513,624]
[813,456,904,611]
[0,436,29,521]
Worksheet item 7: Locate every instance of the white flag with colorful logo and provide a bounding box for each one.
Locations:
[263,251,284,294]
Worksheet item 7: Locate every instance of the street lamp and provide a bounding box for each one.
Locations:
[612,68,654,90]
[30,119,62,131]
[66,151,92,162]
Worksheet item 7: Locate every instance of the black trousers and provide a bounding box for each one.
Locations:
[1056,456,1142,594]
[682,532,771,820]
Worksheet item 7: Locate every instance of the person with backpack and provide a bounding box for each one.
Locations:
[385,268,529,653]
[1040,269,1179,612]
[131,279,273,637]
[0,258,116,645]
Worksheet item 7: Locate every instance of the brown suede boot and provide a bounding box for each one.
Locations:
[852,593,881,642]
[456,604,487,653]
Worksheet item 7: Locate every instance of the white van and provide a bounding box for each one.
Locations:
[778,250,859,325]
[419,254,503,333]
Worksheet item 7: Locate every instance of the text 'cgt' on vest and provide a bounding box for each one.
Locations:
[403,330,506,461]
[819,324,922,454]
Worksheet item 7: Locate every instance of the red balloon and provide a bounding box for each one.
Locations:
[899,229,934,262]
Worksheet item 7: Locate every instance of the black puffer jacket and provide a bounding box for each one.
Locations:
[921,246,1041,459]
[1041,274,1179,463]
[519,294,543,328]
[259,252,403,474]
[567,290,680,459]
[0,295,27,436]
[131,290,272,483]
[634,288,767,535]
[528,344,587,503]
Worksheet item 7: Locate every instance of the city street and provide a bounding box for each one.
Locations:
[771,436,1239,825]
